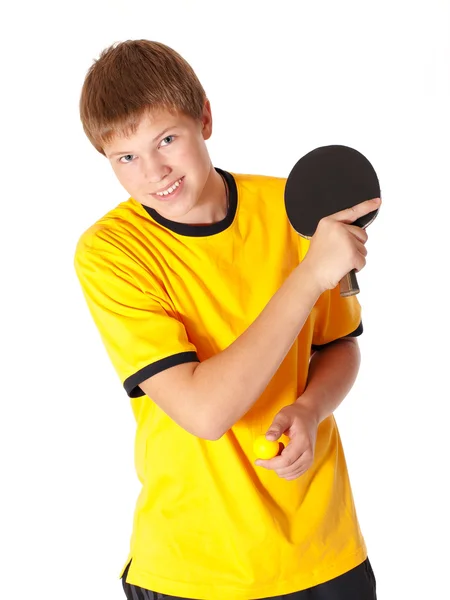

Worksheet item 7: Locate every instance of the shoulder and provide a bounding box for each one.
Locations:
[228,171,287,213]
[227,170,290,227]
[75,198,146,257]
[231,172,286,194]
[74,199,166,297]
[74,198,153,281]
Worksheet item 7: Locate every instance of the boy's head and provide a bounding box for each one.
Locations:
[80,40,207,155]
[80,40,224,222]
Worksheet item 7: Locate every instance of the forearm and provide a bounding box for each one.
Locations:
[296,338,361,424]
[142,262,322,440]
[188,262,322,438]
[143,192,375,440]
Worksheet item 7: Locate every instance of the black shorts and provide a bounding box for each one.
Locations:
[122,558,377,599]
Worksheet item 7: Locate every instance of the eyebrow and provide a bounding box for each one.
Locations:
[108,127,178,158]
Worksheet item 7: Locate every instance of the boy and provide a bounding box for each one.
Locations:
[75,39,380,599]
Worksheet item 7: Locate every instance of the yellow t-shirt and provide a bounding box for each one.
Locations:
[74,169,366,599]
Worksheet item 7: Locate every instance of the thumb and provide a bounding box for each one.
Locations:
[266,411,291,441]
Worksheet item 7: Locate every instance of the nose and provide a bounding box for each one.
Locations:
[142,156,171,184]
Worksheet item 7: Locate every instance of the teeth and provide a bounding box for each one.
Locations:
[156,178,182,196]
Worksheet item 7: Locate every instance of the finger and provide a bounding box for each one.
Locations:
[352,240,367,258]
[256,442,311,471]
[353,246,368,272]
[277,461,311,479]
[357,241,368,257]
[262,438,305,469]
[265,412,291,442]
[255,454,287,470]
[346,225,368,244]
[333,197,381,224]
[279,439,307,466]
[282,467,310,481]
[337,238,367,274]
[276,461,310,479]
[275,450,313,477]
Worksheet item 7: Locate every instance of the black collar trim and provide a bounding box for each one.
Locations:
[142,168,237,237]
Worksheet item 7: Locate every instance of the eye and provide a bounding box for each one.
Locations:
[119,154,135,164]
[160,135,175,147]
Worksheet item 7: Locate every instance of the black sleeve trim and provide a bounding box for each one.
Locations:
[311,321,363,351]
[123,351,199,398]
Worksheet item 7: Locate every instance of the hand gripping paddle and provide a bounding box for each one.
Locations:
[284,145,381,296]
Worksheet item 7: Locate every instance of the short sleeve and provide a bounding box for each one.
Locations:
[74,235,198,398]
[311,285,363,350]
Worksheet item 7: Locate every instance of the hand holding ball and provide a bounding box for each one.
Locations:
[253,435,284,459]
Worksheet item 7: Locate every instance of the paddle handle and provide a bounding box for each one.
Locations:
[339,270,360,297]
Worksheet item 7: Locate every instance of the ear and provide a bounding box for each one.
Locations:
[201,99,213,140]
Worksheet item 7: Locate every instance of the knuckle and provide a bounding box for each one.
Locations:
[317,216,329,230]
[305,454,314,467]
[283,455,295,467]
[303,448,313,461]
[351,248,360,263]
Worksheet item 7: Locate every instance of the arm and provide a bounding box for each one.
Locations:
[256,337,361,480]
[141,198,379,440]
[142,263,321,440]
[297,336,361,423]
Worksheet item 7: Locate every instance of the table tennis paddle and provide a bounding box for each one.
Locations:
[284,144,381,297]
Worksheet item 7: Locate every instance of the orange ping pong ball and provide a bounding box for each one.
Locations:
[253,435,284,460]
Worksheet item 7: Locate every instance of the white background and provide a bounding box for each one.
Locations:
[1,1,449,598]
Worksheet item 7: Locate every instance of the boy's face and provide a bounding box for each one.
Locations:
[104,103,216,222]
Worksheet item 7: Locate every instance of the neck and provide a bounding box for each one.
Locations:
[187,167,229,225]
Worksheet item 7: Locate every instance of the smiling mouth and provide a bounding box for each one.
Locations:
[154,177,184,197]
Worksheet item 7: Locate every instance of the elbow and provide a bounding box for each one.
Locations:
[182,411,229,441]
[200,430,226,442]
[190,422,228,442]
